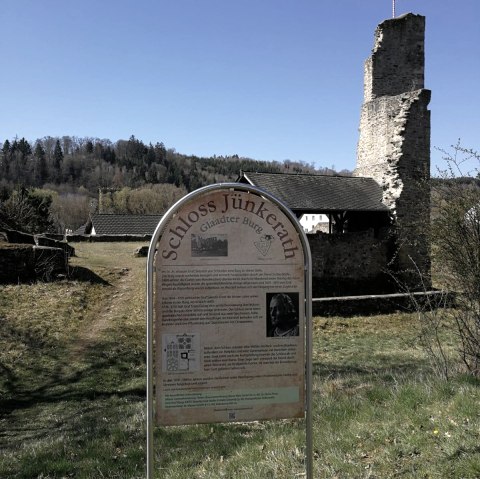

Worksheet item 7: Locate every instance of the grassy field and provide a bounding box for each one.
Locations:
[0,242,479,478]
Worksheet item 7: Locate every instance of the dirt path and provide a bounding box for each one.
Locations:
[62,242,148,363]
[70,267,133,359]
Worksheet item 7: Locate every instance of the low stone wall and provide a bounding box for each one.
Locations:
[312,291,455,317]
[4,229,35,244]
[67,234,151,242]
[36,235,75,257]
[0,229,73,283]
[308,229,395,296]
[42,233,65,241]
[0,244,67,283]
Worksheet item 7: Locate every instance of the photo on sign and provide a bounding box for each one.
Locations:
[191,234,228,257]
[266,292,300,338]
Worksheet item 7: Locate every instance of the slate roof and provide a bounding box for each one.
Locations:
[72,223,87,235]
[89,214,163,235]
[238,171,388,213]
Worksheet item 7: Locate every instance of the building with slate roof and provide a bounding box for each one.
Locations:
[238,170,399,295]
[81,214,162,236]
[238,171,391,234]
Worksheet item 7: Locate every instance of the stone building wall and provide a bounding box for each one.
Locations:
[355,13,431,285]
[308,230,394,296]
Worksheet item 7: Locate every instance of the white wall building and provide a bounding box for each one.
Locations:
[299,213,329,233]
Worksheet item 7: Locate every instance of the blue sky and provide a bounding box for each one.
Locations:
[2,0,479,173]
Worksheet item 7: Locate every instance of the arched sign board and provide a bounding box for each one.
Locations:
[146,183,312,478]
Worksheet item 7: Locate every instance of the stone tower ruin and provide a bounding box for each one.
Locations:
[355,13,431,285]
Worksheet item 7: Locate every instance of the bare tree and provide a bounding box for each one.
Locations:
[422,143,480,377]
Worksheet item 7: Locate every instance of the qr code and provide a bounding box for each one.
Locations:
[228,411,236,421]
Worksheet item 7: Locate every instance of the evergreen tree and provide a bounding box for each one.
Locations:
[102,145,116,163]
[126,135,147,166]
[34,142,48,186]
[1,139,10,177]
[146,143,156,166]
[17,137,32,160]
[2,139,10,156]
[53,140,64,183]
[155,142,167,166]
[85,140,94,155]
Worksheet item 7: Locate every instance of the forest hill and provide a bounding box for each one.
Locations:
[0,134,335,234]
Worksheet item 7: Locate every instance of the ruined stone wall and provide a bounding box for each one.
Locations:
[363,14,425,101]
[355,13,431,285]
[308,230,394,296]
[0,244,67,283]
[0,230,72,283]
[356,89,430,212]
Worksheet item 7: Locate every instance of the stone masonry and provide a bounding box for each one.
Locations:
[354,13,431,285]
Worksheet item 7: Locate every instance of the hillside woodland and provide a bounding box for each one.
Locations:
[0,135,347,234]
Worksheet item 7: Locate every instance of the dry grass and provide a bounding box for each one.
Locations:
[0,242,479,478]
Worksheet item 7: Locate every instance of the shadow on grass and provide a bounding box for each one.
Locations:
[68,265,111,284]
[2,351,427,417]
[0,335,274,476]
[0,380,145,421]
[153,420,272,471]
[0,337,145,418]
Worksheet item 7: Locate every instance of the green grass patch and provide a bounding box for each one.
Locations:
[1,242,479,478]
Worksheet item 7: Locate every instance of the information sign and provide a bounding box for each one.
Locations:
[154,187,305,425]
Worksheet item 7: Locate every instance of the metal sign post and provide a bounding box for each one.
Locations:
[146,183,313,478]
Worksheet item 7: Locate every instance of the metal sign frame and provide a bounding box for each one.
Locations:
[146,183,312,478]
